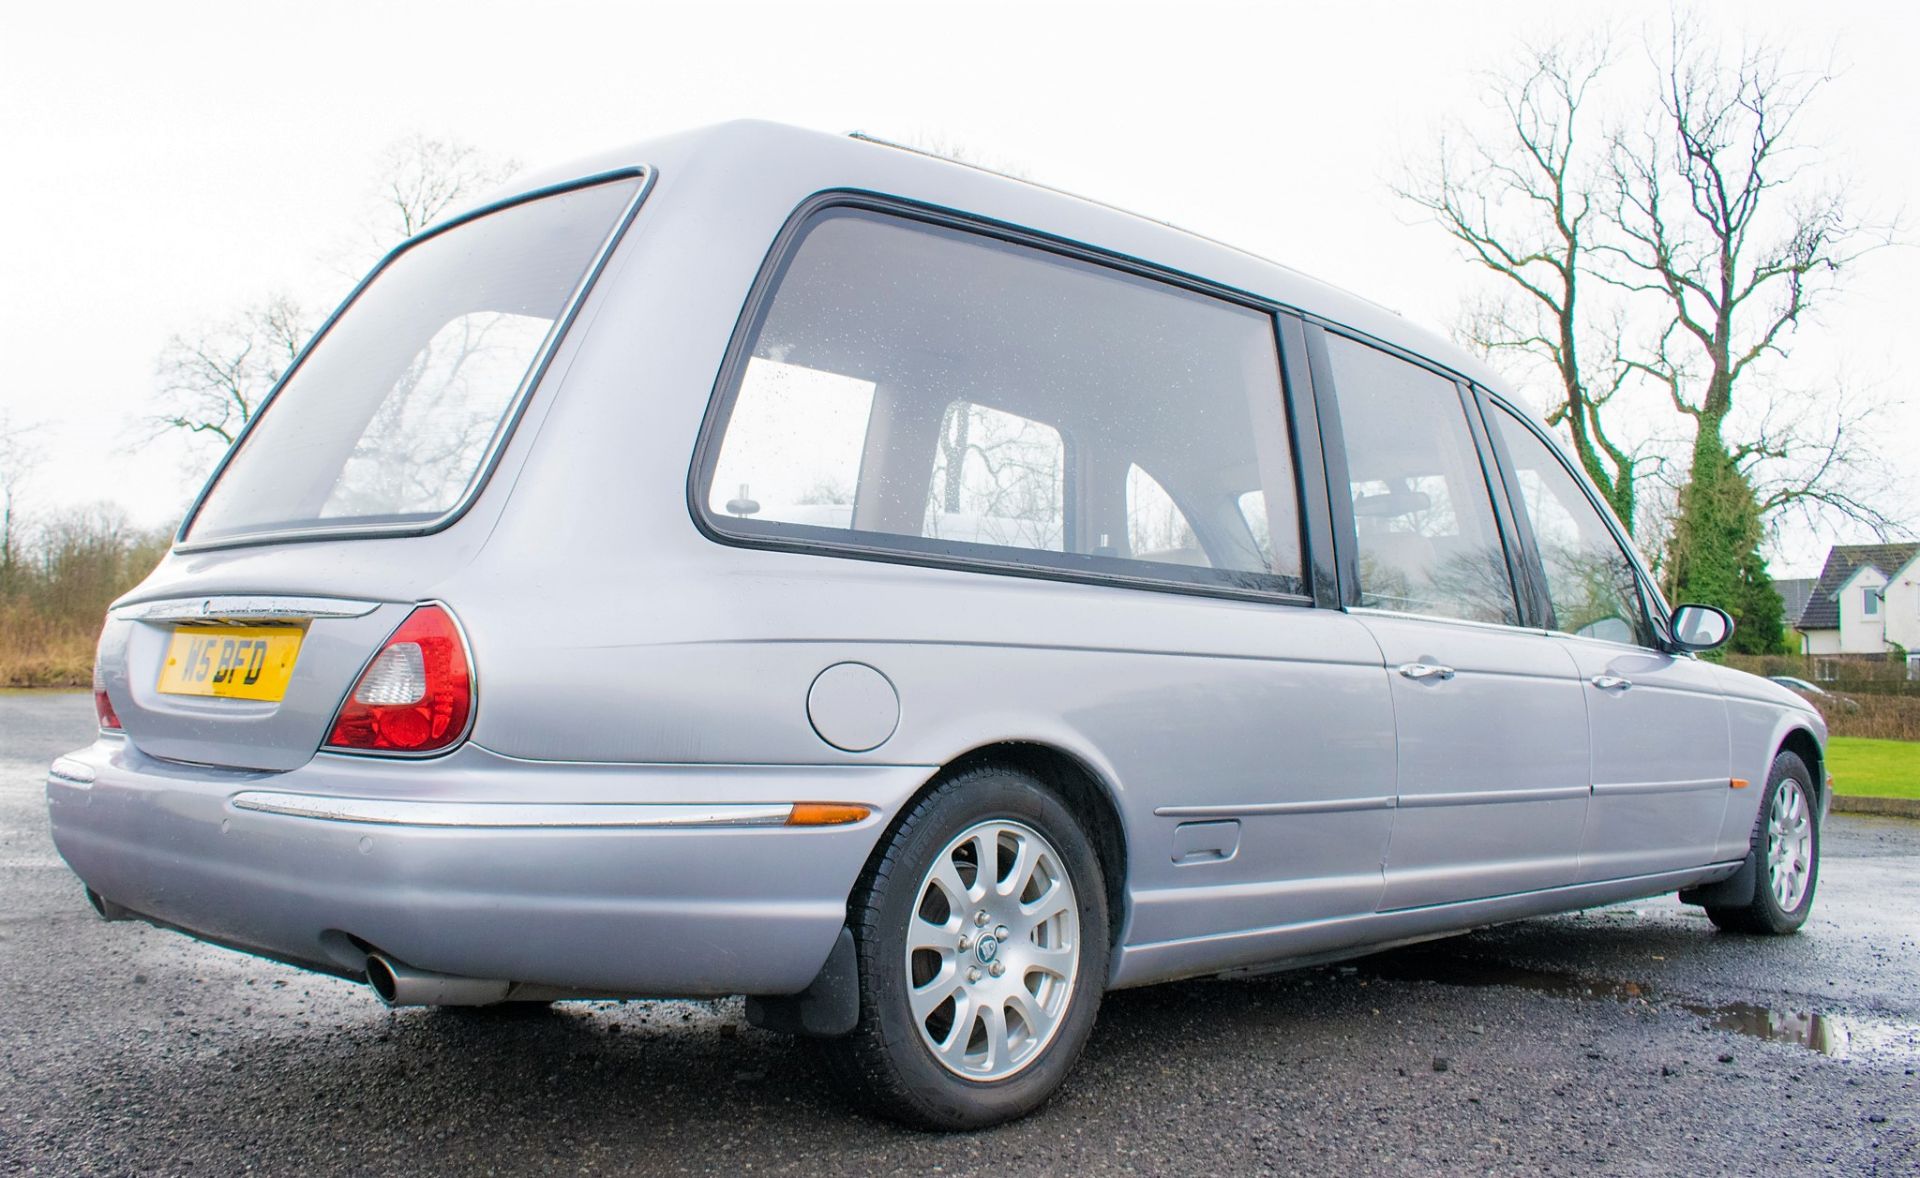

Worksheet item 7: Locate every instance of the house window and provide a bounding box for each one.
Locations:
[1815,658,1838,682]
[1863,588,1880,616]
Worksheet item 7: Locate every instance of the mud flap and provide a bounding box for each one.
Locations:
[1679,855,1757,909]
[745,925,859,1037]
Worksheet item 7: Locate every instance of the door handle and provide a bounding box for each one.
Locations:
[1590,675,1633,691]
[1398,662,1456,681]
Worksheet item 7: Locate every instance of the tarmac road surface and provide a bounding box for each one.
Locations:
[3,691,1915,1174]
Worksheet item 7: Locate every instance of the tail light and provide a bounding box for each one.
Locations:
[93,655,122,732]
[325,604,473,754]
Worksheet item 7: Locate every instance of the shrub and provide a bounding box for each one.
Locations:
[1816,693,1920,742]
[0,504,171,687]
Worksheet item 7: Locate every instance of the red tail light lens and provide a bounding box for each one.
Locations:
[325,604,473,754]
[93,657,122,731]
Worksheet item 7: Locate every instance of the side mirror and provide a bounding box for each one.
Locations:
[1669,604,1734,653]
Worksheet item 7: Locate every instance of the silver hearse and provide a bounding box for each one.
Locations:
[50,121,1827,1129]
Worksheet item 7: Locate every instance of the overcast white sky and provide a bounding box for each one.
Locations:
[2,0,1913,577]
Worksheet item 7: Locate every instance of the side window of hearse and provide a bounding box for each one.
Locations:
[1323,334,1519,626]
[704,208,1307,594]
[1486,406,1655,647]
[926,402,1066,552]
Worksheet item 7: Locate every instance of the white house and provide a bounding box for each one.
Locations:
[1796,543,1920,667]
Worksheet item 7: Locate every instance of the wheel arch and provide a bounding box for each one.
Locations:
[1778,725,1825,808]
[892,740,1132,952]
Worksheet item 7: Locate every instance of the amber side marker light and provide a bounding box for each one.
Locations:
[1730,778,1750,789]
[787,804,871,827]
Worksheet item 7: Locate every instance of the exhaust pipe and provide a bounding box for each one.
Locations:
[85,888,134,922]
[365,954,513,1007]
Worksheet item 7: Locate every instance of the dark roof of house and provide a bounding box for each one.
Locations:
[1798,543,1920,630]
[1773,578,1815,627]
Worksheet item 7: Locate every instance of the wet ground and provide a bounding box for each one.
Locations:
[3,691,1916,1175]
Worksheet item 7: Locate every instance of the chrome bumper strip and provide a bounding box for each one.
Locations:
[229,791,796,828]
[48,757,97,786]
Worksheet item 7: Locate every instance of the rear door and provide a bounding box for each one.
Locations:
[101,592,413,771]
[1479,401,1733,879]
[1314,330,1591,909]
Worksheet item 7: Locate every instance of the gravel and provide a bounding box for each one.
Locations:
[3,691,1915,1175]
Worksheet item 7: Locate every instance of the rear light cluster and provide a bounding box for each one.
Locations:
[325,604,473,754]
[93,657,121,731]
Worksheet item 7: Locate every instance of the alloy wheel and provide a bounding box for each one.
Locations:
[1767,777,1815,912]
[903,819,1080,1081]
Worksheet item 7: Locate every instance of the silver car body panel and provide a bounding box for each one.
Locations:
[50,121,1826,1000]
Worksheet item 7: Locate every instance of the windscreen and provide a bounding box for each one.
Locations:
[185,176,640,545]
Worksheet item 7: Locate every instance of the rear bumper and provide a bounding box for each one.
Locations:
[47,737,929,996]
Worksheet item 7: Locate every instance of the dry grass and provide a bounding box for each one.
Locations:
[1817,692,1920,742]
[0,601,98,687]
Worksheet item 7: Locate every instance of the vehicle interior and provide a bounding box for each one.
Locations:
[709,208,1308,594]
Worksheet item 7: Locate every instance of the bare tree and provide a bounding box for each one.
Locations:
[1738,377,1902,532]
[150,293,309,446]
[358,133,522,258]
[1594,26,1897,646]
[1398,40,1653,531]
[0,413,40,594]
[151,136,519,451]
[1599,29,1894,524]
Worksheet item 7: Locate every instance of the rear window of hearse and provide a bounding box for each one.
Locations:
[185,177,640,546]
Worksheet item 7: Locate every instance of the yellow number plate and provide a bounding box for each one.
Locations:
[156,626,305,701]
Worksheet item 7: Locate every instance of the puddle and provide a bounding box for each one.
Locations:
[1356,947,1920,1062]
[1680,1002,1852,1057]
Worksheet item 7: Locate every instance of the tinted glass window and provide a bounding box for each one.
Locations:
[188,178,639,544]
[702,209,1305,594]
[1492,406,1654,645]
[1126,465,1202,565]
[926,403,1065,551]
[1325,335,1517,624]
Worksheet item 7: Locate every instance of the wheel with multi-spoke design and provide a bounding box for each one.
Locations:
[822,764,1108,1129]
[905,818,1081,1080]
[1705,750,1820,935]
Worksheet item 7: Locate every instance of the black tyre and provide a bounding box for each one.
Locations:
[1704,750,1820,935]
[821,765,1110,1130]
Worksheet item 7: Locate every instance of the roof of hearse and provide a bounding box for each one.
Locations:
[473,120,1508,395]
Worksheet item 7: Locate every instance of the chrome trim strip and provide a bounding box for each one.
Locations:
[229,791,797,828]
[1348,605,1538,637]
[1397,785,1590,809]
[114,595,382,623]
[48,757,95,786]
[1591,778,1728,799]
[1154,796,1396,819]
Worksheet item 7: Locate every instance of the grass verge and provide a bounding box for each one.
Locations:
[1826,737,1920,800]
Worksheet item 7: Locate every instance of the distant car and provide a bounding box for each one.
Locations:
[1770,675,1827,695]
[46,121,1831,1130]
[1769,676,1861,712]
